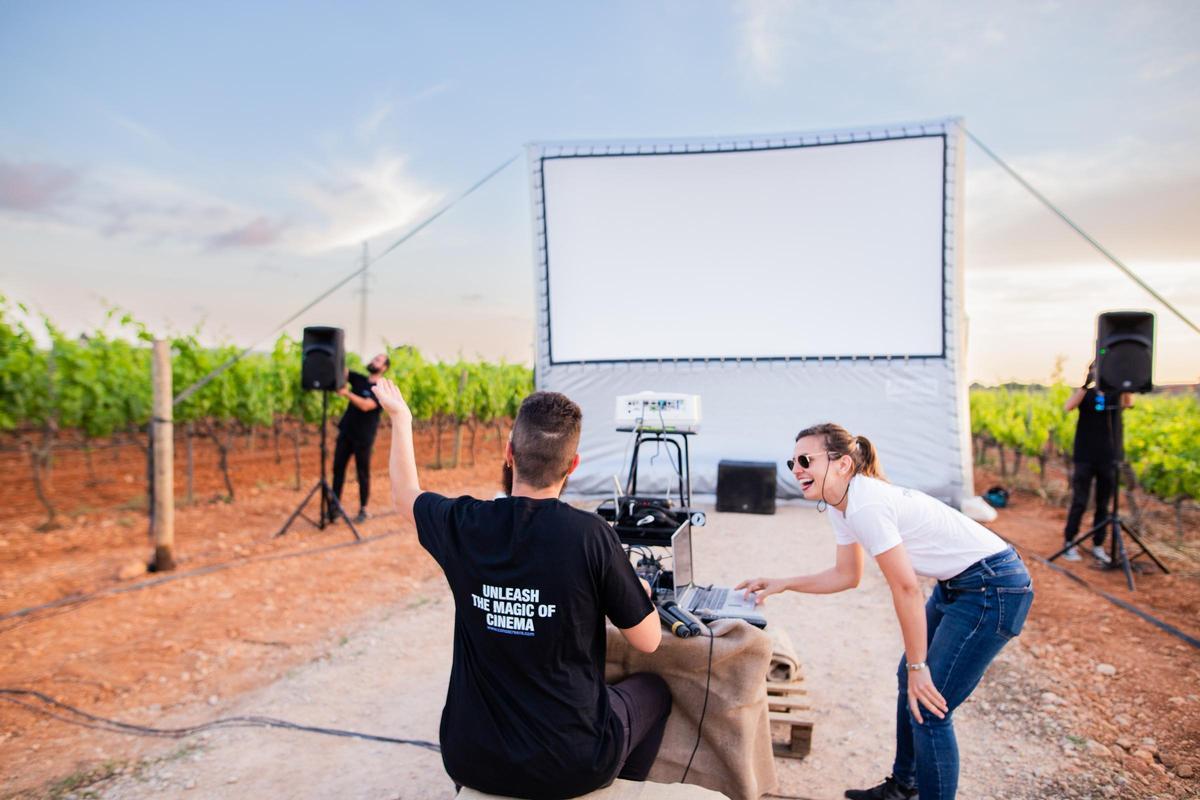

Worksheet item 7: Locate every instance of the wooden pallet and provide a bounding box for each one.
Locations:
[767,679,814,759]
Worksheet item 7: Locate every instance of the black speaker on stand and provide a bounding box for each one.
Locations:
[1048,311,1166,589]
[277,326,360,541]
[1096,311,1154,393]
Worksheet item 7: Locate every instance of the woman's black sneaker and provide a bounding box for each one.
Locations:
[845,775,917,800]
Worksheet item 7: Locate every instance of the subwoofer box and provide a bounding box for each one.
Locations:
[716,460,777,515]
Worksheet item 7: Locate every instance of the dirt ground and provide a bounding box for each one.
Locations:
[1,430,499,798]
[974,464,1200,796]
[2,446,1198,799]
[0,421,489,522]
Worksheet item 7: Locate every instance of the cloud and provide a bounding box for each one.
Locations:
[0,159,285,253]
[734,2,1023,87]
[736,0,785,85]
[99,107,171,150]
[357,82,453,140]
[1137,50,1199,82]
[0,160,82,213]
[290,152,441,252]
[359,101,397,141]
[0,150,439,258]
[964,139,1200,268]
[207,216,289,250]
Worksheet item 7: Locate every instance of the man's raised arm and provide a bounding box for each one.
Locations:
[374,378,421,523]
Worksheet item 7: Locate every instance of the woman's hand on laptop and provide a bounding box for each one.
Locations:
[735,576,789,606]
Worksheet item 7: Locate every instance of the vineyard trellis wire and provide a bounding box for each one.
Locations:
[0,297,532,528]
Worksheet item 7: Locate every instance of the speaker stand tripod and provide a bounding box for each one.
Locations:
[276,391,361,541]
[1048,405,1166,590]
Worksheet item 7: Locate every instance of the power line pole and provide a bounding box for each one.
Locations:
[358,241,369,357]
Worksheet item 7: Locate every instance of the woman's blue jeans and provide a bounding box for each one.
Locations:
[891,546,1033,800]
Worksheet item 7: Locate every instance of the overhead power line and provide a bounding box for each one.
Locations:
[173,152,522,406]
[963,128,1199,337]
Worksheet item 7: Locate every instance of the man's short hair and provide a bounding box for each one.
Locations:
[511,392,582,489]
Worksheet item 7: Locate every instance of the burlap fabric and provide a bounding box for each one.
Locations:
[766,626,801,684]
[459,777,727,800]
[604,618,777,800]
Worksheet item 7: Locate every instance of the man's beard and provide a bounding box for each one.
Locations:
[366,363,382,375]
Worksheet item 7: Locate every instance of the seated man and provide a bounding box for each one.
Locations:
[375,379,670,799]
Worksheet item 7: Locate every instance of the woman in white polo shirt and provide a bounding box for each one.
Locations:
[738,423,1033,800]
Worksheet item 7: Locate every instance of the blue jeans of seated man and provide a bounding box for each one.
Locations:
[891,546,1033,800]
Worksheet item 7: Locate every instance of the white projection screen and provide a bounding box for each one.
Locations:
[543,135,946,362]
[528,119,974,506]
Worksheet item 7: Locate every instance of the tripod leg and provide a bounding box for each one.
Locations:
[277,481,323,538]
[1111,520,1135,591]
[323,480,362,542]
[1048,521,1106,562]
[1119,520,1171,575]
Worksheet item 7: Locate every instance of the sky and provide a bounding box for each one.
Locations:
[1,1,1197,385]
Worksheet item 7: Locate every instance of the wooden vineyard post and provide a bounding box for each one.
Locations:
[185,421,194,505]
[451,368,467,468]
[150,339,176,571]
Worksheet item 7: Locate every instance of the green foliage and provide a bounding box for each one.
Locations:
[1124,395,1200,504]
[969,386,1069,462]
[0,297,48,431]
[971,386,1200,502]
[0,304,533,440]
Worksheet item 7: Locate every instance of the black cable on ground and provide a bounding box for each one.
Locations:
[0,528,404,633]
[991,532,1200,651]
[1023,547,1200,650]
[680,625,715,784]
[0,688,440,753]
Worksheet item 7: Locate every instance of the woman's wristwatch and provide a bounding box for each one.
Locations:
[906,661,928,672]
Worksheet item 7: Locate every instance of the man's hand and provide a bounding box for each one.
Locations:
[374,378,412,421]
[639,577,653,598]
[336,385,350,398]
[735,576,788,605]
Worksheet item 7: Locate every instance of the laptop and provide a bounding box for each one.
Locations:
[671,524,766,628]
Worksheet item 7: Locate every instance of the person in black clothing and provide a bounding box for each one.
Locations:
[373,378,670,799]
[1062,362,1131,564]
[331,352,388,524]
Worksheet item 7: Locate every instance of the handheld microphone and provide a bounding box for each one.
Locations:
[660,600,703,637]
[656,603,691,638]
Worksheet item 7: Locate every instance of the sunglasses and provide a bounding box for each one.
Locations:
[786,452,834,471]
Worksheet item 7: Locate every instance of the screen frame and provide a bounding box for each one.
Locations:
[535,132,950,365]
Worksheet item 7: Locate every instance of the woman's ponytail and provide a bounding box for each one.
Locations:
[795,423,888,481]
[853,435,885,480]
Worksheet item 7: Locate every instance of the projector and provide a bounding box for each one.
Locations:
[615,392,701,433]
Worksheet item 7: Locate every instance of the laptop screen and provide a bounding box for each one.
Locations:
[671,524,694,592]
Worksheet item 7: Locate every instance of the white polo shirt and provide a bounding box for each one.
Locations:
[828,475,1007,580]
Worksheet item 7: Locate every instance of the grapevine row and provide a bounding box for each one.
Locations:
[970,385,1200,535]
[0,297,532,526]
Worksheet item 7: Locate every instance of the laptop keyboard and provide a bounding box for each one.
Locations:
[689,586,729,611]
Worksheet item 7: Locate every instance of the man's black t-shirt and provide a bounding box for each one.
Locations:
[413,492,653,800]
[1073,388,1120,464]
[337,372,381,443]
